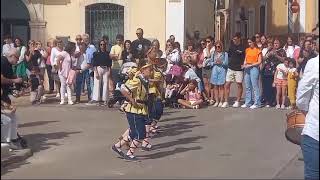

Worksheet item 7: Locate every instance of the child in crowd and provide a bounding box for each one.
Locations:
[287,58,299,109]
[165,75,183,108]
[273,58,289,109]
[29,67,44,105]
[178,80,203,109]
[165,76,180,99]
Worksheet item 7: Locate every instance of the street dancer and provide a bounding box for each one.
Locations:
[141,47,166,151]
[111,62,153,161]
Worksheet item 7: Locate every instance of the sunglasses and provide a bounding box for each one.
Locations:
[216,46,221,48]
[100,43,106,46]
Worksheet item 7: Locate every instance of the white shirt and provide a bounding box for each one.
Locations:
[284,45,299,58]
[184,68,201,82]
[276,63,288,80]
[203,46,215,58]
[262,48,269,57]
[2,43,14,56]
[166,49,181,64]
[297,55,319,141]
[38,49,46,68]
[50,47,62,66]
[76,53,88,70]
[16,46,27,64]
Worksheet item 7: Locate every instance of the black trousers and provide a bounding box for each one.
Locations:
[262,75,276,106]
[46,65,54,91]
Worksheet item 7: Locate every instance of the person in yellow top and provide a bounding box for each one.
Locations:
[287,58,298,109]
[109,34,124,97]
[141,46,166,151]
[111,62,153,161]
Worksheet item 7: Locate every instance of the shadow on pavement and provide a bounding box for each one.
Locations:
[153,121,204,139]
[153,136,207,150]
[139,146,202,160]
[18,121,59,128]
[159,115,196,123]
[2,131,81,176]
[24,131,82,153]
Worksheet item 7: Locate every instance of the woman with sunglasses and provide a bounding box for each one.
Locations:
[56,42,77,105]
[164,40,181,75]
[35,41,48,82]
[241,37,262,109]
[202,36,215,105]
[90,40,112,106]
[196,39,208,102]
[25,40,42,76]
[209,41,228,107]
[50,39,64,98]
[45,38,56,94]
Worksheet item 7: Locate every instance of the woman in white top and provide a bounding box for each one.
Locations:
[164,40,181,74]
[35,41,48,81]
[283,36,300,58]
[50,39,64,98]
[202,36,215,105]
[56,42,77,105]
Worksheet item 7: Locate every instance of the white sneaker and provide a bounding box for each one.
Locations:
[68,101,74,105]
[213,102,219,107]
[41,95,47,100]
[218,102,223,107]
[250,105,259,109]
[241,104,248,108]
[221,102,229,108]
[232,101,240,108]
[281,104,286,109]
[59,101,65,105]
[276,104,281,109]
[265,105,271,108]
[56,93,60,98]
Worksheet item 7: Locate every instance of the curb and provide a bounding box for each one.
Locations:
[1,148,33,168]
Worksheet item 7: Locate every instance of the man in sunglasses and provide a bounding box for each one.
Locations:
[131,28,151,62]
[224,32,245,108]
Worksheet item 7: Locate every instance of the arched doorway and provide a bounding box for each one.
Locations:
[85,3,124,46]
[1,0,30,45]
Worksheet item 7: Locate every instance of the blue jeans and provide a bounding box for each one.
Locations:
[301,135,319,180]
[244,66,261,106]
[76,70,92,100]
[126,113,147,140]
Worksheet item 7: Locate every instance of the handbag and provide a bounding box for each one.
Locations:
[66,55,77,85]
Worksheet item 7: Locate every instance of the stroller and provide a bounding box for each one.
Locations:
[107,62,138,108]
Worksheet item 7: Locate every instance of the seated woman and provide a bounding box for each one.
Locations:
[177,80,203,109]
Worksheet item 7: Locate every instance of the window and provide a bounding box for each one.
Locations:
[85,3,124,46]
[260,5,266,34]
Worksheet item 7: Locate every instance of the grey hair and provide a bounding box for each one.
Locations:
[82,33,90,39]
[4,48,18,57]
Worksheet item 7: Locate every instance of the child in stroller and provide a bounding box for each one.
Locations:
[107,62,138,108]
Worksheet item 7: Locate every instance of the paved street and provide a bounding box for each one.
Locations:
[1,93,303,179]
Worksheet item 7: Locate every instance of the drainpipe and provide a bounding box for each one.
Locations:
[214,0,218,40]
